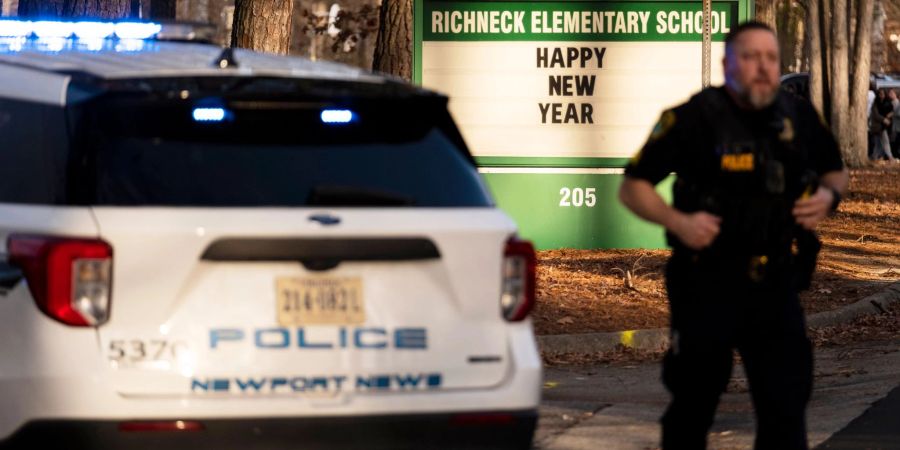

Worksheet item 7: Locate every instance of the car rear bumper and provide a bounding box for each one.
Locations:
[0,410,537,450]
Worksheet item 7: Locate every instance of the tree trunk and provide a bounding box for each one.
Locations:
[4,0,17,16]
[755,0,778,31]
[17,0,64,16]
[820,0,832,115]
[176,0,209,22]
[872,0,886,73]
[777,1,805,73]
[18,0,129,18]
[847,0,874,167]
[830,0,851,162]
[231,0,293,55]
[808,0,826,116]
[372,0,412,80]
[149,0,176,19]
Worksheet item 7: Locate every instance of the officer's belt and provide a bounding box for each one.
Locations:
[672,249,792,284]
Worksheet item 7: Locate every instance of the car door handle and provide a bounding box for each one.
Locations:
[0,261,23,291]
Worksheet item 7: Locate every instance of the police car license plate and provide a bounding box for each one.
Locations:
[276,277,365,326]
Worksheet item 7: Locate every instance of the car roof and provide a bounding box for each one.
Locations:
[0,37,432,105]
[0,38,384,82]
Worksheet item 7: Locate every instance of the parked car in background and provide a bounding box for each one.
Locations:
[781,71,900,101]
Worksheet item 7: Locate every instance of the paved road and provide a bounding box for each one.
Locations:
[817,385,900,449]
[535,338,900,450]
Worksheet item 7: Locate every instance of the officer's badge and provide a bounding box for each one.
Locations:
[721,153,754,171]
[648,110,676,142]
[778,117,795,142]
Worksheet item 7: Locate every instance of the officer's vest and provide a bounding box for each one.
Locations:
[672,88,810,261]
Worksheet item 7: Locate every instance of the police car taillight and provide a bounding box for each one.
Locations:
[7,235,112,327]
[501,237,536,321]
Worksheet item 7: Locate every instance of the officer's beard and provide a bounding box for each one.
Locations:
[729,79,778,110]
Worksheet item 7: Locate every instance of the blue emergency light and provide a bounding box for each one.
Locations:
[192,107,228,123]
[0,19,161,40]
[320,109,356,124]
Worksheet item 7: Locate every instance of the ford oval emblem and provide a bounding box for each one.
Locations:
[308,214,341,226]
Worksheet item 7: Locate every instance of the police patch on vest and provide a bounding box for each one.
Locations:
[649,110,676,142]
[721,153,754,172]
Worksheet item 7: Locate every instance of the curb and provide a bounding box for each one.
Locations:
[536,280,900,355]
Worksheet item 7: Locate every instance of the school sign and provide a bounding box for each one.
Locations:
[414,0,752,249]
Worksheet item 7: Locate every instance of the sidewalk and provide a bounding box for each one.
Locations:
[537,281,900,355]
[537,338,900,450]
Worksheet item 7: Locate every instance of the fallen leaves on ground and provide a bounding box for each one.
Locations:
[543,302,900,367]
[810,301,900,347]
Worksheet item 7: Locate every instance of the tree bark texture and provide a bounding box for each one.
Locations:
[19,0,129,18]
[829,0,851,163]
[1,0,16,17]
[231,0,294,55]
[149,0,176,19]
[755,0,778,31]
[372,0,412,80]
[17,0,64,16]
[807,0,826,116]
[847,0,874,167]
[848,0,855,47]
[872,0,886,73]
[777,1,805,73]
[176,0,209,23]
[820,0,833,116]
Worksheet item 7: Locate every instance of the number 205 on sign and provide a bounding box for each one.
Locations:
[559,187,596,207]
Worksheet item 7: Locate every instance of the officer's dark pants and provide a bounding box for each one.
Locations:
[660,257,813,450]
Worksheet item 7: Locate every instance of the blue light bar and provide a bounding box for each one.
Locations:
[32,21,74,39]
[320,109,355,124]
[0,20,31,38]
[0,20,162,40]
[40,37,68,52]
[193,107,227,123]
[114,22,162,40]
[72,21,115,40]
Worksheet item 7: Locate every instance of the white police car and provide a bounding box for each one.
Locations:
[0,19,540,450]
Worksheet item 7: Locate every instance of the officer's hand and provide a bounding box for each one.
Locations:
[671,211,722,250]
[793,186,833,230]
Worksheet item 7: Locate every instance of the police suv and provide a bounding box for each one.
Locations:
[0,20,540,449]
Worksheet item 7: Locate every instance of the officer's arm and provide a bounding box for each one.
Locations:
[793,168,849,230]
[619,177,722,251]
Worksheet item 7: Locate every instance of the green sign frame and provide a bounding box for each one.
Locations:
[414,0,753,249]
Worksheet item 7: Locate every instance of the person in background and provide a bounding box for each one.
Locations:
[891,89,900,159]
[868,84,876,158]
[870,89,896,161]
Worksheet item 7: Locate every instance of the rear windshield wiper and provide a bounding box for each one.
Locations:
[307,185,415,207]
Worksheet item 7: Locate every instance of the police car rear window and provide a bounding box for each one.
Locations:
[86,130,489,207]
[69,95,491,207]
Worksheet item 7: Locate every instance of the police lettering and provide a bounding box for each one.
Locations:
[209,327,427,350]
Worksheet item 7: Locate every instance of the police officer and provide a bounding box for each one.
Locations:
[618,21,848,450]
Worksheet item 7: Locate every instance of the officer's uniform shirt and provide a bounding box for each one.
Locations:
[625,87,844,258]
